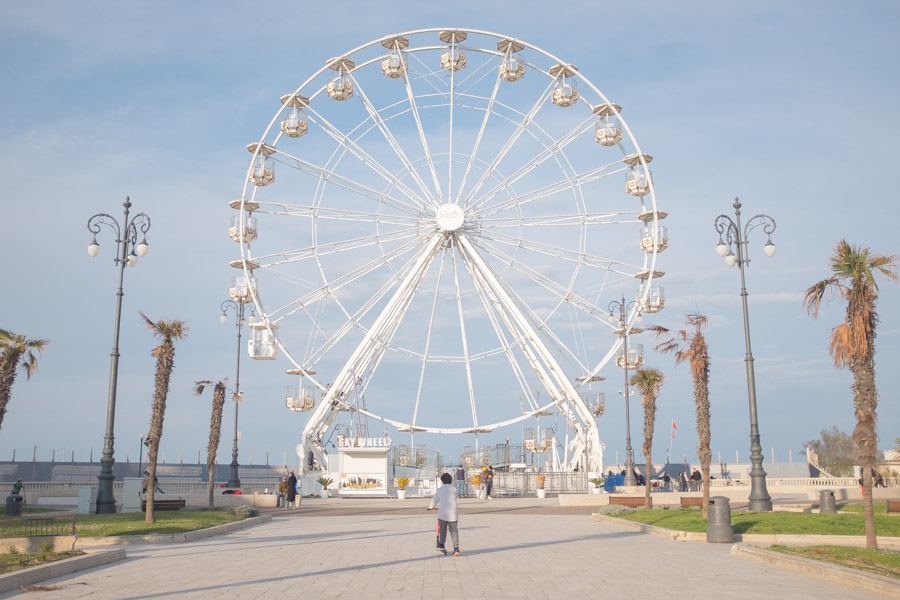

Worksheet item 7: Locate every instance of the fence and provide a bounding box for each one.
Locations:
[0,518,76,537]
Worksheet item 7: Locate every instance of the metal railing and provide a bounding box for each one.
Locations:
[0,517,76,537]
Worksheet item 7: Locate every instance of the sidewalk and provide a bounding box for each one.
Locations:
[0,497,892,599]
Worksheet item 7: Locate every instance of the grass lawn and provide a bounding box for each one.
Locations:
[767,545,900,580]
[0,546,84,575]
[618,507,900,536]
[838,501,891,514]
[0,509,246,538]
[72,510,245,537]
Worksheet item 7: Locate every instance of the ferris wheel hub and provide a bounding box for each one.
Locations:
[435,203,465,232]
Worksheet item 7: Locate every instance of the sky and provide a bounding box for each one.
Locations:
[0,1,898,474]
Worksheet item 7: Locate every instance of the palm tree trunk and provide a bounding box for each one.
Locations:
[145,345,176,524]
[0,360,19,434]
[207,384,225,511]
[853,341,879,550]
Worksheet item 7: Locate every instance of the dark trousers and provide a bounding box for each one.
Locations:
[436,519,459,551]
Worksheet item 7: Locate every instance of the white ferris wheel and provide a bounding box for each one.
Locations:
[229,28,667,474]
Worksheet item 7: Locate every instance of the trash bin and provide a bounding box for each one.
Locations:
[5,494,23,517]
[819,489,837,514]
[706,496,734,543]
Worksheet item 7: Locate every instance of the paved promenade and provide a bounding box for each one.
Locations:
[0,497,886,599]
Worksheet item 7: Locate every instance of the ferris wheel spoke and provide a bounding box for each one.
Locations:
[458,245,550,403]
[474,162,627,220]
[454,68,503,206]
[401,55,444,205]
[468,115,596,213]
[304,108,428,211]
[251,226,422,267]
[477,229,643,276]
[261,236,425,322]
[272,149,424,217]
[448,238,481,429]
[460,78,556,210]
[348,72,440,203]
[409,245,449,428]
[255,202,419,228]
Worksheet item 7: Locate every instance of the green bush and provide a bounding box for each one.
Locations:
[229,506,259,518]
[595,504,635,516]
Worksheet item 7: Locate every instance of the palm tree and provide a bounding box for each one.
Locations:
[631,367,665,509]
[140,313,187,524]
[653,313,712,517]
[803,240,897,550]
[0,330,49,436]
[194,380,229,510]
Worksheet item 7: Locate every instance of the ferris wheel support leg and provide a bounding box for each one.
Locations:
[299,234,444,479]
[458,234,604,473]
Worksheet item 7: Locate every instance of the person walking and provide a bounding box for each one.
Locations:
[286,471,298,508]
[428,472,461,557]
[455,465,466,498]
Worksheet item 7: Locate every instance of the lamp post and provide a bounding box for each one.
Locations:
[220,300,255,488]
[714,197,776,512]
[607,296,644,487]
[87,197,150,514]
[138,433,144,477]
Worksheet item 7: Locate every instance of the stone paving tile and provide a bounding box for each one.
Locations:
[0,498,891,599]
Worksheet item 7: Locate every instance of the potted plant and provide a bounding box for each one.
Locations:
[317,477,334,499]
[589,477,605,494]
[535,474,546,499]
[395,477,411,499]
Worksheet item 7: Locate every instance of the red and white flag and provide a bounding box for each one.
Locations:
[671,420,677,439]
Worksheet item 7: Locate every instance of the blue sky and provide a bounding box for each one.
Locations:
[1,1,898,472]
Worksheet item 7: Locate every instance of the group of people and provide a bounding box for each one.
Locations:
[276,471,299,508]
[452,465,493,500]
[677,469,703,492]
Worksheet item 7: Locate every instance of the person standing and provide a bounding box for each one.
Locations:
[277,476,288,507]
[428,473,461,556]
[286,471,298,508]
[690,468,702,492]
[678,470,688,492]
[455,465,466,498]
[485,466,494,500]
[478,467,488,501]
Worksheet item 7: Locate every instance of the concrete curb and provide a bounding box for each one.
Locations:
[732,544,900,599]
[0,549,126,594]
[74,514,272,548]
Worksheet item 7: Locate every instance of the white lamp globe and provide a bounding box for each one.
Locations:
[715,242,728,257]
[136,241,149,257]
[724,252,737,267]
[220,314,228,324]
[763,240,776,257]
[87,241,100,257]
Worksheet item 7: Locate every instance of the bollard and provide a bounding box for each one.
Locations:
[706,496,734,543]
[819,489,837,514]
[5,494,24,517]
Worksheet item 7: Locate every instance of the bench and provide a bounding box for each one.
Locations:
[887,499,900,514]
[680,497,703,508]
[141,498,186,512]
[610,496,651,509]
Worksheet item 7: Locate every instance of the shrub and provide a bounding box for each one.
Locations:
[395,477,411,489]
[589,477,605,488]
[317,477,334,490]
[229,506,259,518]
[595,504,636,516]
[535,474,546,489]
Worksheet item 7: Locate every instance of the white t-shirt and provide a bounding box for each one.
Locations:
[428,483,459,522]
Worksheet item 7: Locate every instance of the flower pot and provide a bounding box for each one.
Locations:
[536,489,546,499]
[591,487,601,494]
[320,489,329,499]
[397,489,407,500]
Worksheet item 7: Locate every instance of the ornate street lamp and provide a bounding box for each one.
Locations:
[87,197,151,513]
[607,296,644,487]
[220,300,256,488]
[714,197,776,512]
